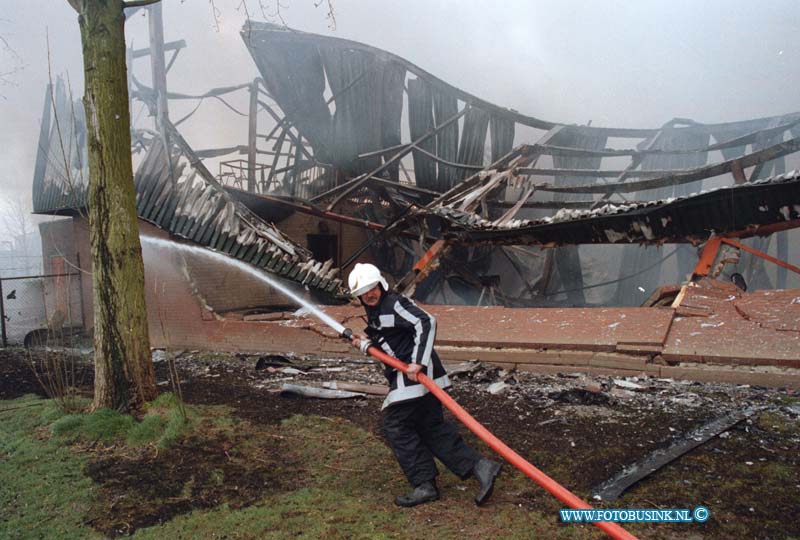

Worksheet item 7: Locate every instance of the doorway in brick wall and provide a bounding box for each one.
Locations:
[306,234,338,266]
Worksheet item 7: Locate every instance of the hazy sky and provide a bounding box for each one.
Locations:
[1,0,799,221]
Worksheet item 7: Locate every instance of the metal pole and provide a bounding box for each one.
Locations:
[148,2,174,187]
[148,2,170,130]
[0,278,7,347]
[247,79,259,192]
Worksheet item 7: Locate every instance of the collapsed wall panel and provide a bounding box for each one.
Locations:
[408,78,437,189]
[456,108,490,177]
[133,138,346,298]
[434,90,460,189]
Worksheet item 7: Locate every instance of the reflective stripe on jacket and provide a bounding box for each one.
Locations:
[364,291,450,408]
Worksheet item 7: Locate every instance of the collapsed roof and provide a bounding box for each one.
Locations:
[31,79,346,299]
[241,22,799,304]
[133,126,343,296]
[422,169,800,246]
[242,22,800,204]
[29,16,800,308]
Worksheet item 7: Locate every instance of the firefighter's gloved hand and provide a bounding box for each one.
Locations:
[350,335,372,355]
[406,363,423,382]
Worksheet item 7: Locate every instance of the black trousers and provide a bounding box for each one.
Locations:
[383,392,481,487]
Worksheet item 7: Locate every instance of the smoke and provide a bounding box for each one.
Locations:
[2,0,799,214]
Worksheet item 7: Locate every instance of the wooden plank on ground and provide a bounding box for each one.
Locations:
[322,381,388,396]
[280,384,365,399]
[592,406,763,501]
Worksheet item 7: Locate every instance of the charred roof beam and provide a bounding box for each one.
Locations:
[534,136,800,195]
[315,105,471,211]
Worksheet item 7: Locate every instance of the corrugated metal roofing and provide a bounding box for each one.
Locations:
[31,81,89,215]
[134,140,346,299]
[425,170,800,246]
[30,80,346,300]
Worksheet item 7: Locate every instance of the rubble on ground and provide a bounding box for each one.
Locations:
[162,349,800,428]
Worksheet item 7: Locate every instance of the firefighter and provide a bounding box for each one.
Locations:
[347,262,501,507]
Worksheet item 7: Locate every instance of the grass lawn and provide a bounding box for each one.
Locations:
[1,395,604,540]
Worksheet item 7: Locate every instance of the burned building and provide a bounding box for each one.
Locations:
[240,22,800,306]
[25,10,800,385]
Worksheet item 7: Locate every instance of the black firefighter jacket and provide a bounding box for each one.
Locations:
[364,291,451,409]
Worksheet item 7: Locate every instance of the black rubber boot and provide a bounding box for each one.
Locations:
[473,458,502,506]
[394,480,439,507]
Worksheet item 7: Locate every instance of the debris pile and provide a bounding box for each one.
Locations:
[160,349,799,421]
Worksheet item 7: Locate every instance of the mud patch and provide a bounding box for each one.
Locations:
[0,349,51,399]
[175,360,383,436]
[3,348,799,539]
[84,427,296,537]
[0,349,93,400]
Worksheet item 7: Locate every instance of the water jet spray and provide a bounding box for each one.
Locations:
[141,235,346,335]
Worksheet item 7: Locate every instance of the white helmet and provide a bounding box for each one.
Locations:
[348,263,388,297]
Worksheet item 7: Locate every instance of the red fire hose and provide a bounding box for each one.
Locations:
[362,341,639,540]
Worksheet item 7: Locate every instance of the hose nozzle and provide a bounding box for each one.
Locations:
[340,328,353,340]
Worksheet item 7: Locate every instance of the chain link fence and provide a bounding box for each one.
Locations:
[0,270,85,347]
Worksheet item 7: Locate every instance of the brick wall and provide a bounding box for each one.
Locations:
[275,207,376,277]
[176,247,286,312]
[37,212,383,352]
[73,218,93,329]
[53,216,351,342]
[39,218,77,273]
[38,218,86,327]
[35,215,800,387]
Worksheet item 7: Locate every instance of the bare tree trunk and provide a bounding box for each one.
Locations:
[70,0,156,412]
